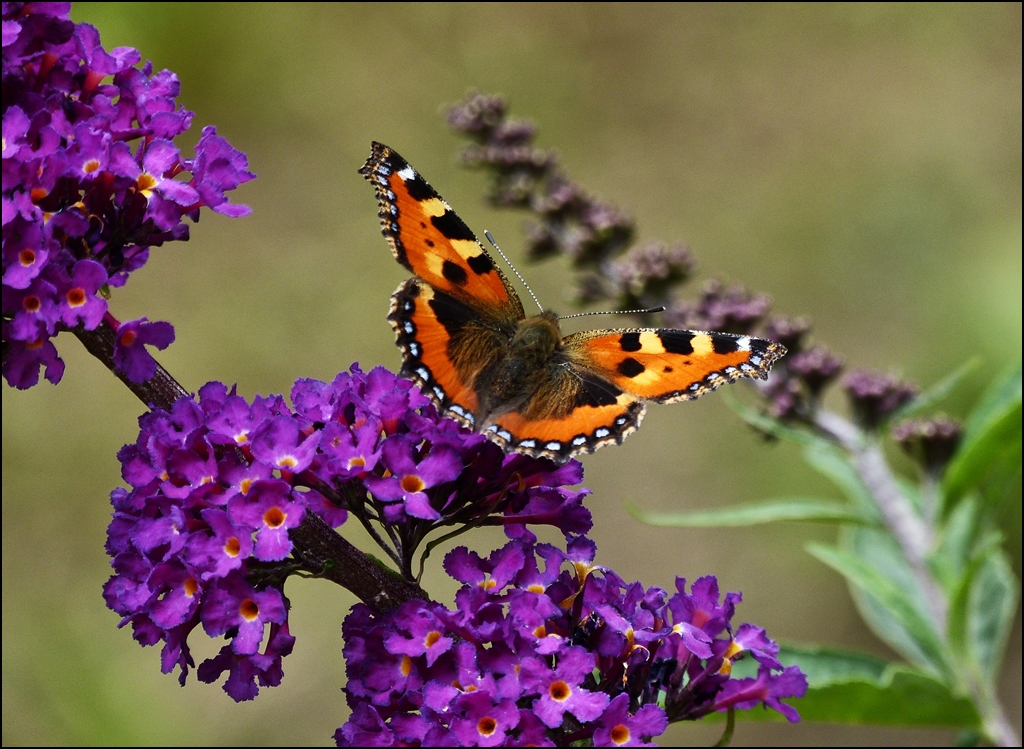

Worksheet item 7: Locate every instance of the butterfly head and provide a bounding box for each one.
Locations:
[509,311,561,363]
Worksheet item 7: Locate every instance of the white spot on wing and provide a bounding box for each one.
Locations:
[545,441,562,451]
[737,336,751,351]
[595,428,610,438]
[572,436,587,446]
[519,439,536,448]
[397,165,416,181]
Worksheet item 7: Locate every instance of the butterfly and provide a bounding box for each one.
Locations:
[360,142,786,462]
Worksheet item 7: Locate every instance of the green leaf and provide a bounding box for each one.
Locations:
[891,358,980,422]
[964,360,1022,437]
[808,533,948,677]
[931,495,981,591]
[802,443,879,515]
[731,645,980,727]
[967,549,1019,682]
[943,362,1022,512]
[945,529,1003,664]
[627,498,877,527]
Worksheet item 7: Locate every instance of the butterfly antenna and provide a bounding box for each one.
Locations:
[484,230,544,313]
[558,306,666,321]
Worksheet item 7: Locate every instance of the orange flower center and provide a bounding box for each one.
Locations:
[239,478,254,495]
[239,598,260,621]
[277,455,298,469]
[477,717,498,736]
[224,536,241,557]
[610,724,631,744]
[67,287,86,306]
[549,680,571,701]
[263,506,286,528]
[83,158,101,174]
[184,577,199,597]
[119,329,137,346]
[19,249,36,266]
[401,474,425,493]
[400,655,413,677]
[23,295,40,312]
[424,630,442,648]
[137,172,158,194]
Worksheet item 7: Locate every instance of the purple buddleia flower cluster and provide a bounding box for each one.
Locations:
[337,535,806,746]
[2,2,253,388]
[104,364,591,700]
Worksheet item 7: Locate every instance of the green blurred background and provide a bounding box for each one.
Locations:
[3,3,1020,745]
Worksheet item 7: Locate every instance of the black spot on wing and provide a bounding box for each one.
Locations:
[658,330,694,355]
[441,259,468,286]
[466,253,494,275]
[431,210,477,241]
[426,288,479,339]
[575,372,621,408]
[711,334,739,355]
[619,332,642,352]
[750,338,772,355]
[617,357,646,378]
[403,172,437,201]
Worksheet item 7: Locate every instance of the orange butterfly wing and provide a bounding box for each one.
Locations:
[389,278,511,429]
[485,329,785,461]
[361,141,524,322]
[564,328,786,401]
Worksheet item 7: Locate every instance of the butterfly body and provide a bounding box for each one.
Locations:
[362,142,786,462]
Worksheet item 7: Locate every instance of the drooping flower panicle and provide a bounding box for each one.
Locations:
[2,2,254,388]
